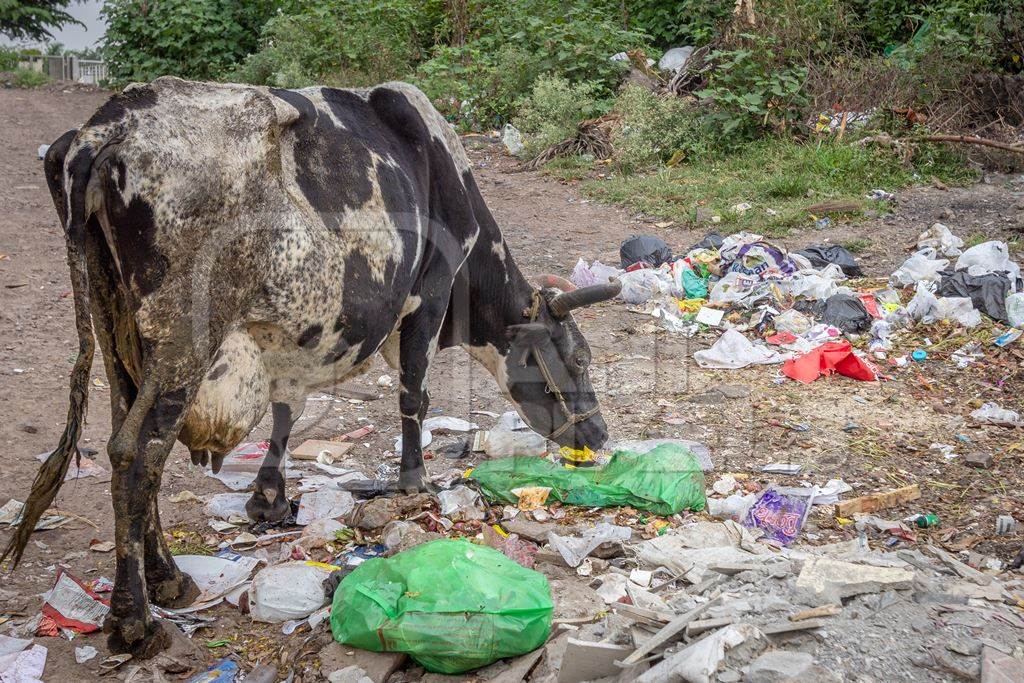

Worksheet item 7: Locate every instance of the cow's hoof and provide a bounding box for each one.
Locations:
[148,571,200,609]
[106,616,172,659]
[246,482,290,523]
[398,467,438,495]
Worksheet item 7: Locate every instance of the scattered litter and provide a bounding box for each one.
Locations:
[291,439,353,463]
[186,657,238,683]
[694,329,788,369]
[38,569,109,635]
[501,123,524,156]
[394,430,432,451]
[470,443,706,514]
[208,441,299,490]
[971,402,1021,425]
[296,489,355,526]
[330,539,552,674]
[547,523,631,567]
[472,429,547,457]
[436,485,485,521]
[204,492,250,521]
[34,452,107,481]
[0,644,46,683]
[249,560,338,623]
[782,341,877,383]
[743,487,808,545]
[917,223,964,257]
[74,645,98,664]
[795,245,863,276]
[421,416,478,433]
[174,552,261,608]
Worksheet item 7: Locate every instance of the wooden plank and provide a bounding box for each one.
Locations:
[684,617,734,638]
[762,618,825,635]
[557,638,634,683]
[789,604,841,621]
[927,544,993,586]
[612,602,672,627]
[835,484,921,516]
[617,595,721,667]
[290,439,353,461]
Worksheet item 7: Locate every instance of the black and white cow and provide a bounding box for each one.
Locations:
[2,77,619,656]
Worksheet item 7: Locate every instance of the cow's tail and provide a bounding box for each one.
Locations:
[2,131,104,568]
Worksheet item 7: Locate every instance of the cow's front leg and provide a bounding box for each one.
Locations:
[397,308,443,494]
[246,401,301,522]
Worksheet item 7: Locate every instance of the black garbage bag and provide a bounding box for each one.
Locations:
[796,293,872,333]
[620,235,673,269]
[795,245,863,277]
[937,269,1011,323]
[687,232,725,253]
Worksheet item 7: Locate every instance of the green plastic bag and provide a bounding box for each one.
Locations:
[330,539,553,674]
[469,443,706,515]
[682,267,708,299]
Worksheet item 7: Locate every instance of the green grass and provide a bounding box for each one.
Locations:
[578,138,978,237]
[4,68,50,88]
[542,155,594,182]
[842,237,872,253]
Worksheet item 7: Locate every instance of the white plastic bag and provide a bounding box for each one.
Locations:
[547,523,631,568]
[436,485,485,521]
[249,561,335,623]
[917,223,964,257]
[501,123,524,156]
[693,329,788,369]
[971,402,1021,425]
[619,268,672,304]
[707,493,757,522]
[773,309,812,335]
[570,258,598,287]
[480,430,547,457]
[1007,292,1024,328]
[956,241,1021,284]
[204,493,250,521]
[932,297,981,327]
[891,251,949,286]
[295,489,355,526]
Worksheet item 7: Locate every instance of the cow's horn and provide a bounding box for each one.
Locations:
[534,274,577,292]
[549,278,621,316]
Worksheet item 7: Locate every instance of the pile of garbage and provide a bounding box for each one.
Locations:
[570,226,1024,381]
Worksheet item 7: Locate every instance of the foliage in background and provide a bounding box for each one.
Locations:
[610,86,710,171]
[230,0,444,89]
[514,76,608,158]
[411,0,644,128]
[623,0,732,48]
[102,0,282,84]
[0,0,79,41]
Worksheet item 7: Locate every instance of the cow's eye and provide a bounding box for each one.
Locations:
[574,355,587,368]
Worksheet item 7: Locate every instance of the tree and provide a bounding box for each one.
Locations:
[0,1,82,41]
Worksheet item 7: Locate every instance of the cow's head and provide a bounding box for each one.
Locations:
[502,278,620,450]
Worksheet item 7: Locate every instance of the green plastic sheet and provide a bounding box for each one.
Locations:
[330,539,552,674]
[469,443,706,515]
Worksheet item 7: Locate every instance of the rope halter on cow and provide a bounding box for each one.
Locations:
[519,278,621,441]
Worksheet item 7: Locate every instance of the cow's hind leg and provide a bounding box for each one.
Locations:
[105,368,203,658]
[246,401,302,522]
[397,305,446,494]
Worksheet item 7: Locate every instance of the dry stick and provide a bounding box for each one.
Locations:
[906,134,1024,154]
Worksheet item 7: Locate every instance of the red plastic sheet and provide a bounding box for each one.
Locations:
[782,341,877,383]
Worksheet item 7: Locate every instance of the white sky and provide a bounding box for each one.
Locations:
[2,0,105,51]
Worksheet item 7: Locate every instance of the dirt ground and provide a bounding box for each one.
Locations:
[2,86,1024,681]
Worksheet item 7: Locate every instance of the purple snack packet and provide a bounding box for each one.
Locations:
[743,487,808,545]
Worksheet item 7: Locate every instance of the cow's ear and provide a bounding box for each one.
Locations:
[506,323,549,345]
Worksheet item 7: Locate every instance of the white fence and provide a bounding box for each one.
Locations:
[16,54,108,84]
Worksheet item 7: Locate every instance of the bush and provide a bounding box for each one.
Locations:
[0,46,19,70]
[611,86,710,171]
[102,0,281,84]
[412,0,645,128]
[231,0,444,89]
[624,0,732,48]
[514,75,608,158]
[2,67,50,88]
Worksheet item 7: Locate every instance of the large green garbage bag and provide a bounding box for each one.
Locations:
[330,539,553,674]
[469,443,706,515]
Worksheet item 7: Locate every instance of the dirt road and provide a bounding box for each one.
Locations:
[2,86,1024,680]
